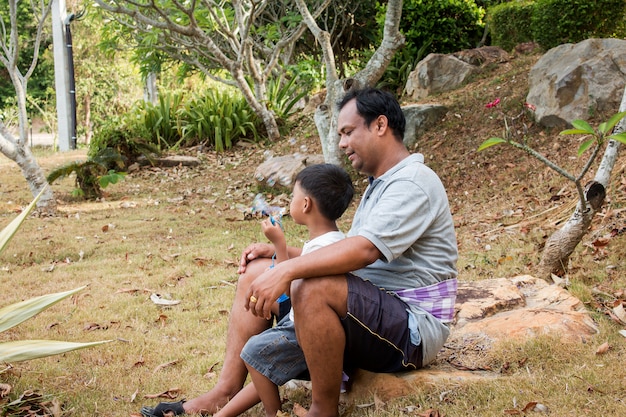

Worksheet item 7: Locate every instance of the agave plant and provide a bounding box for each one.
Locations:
[0,188,111,363]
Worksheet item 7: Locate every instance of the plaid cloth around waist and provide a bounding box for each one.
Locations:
[394,278,458,323]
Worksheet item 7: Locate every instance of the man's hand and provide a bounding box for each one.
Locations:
[238,242,275,275]
[245,262,291,320]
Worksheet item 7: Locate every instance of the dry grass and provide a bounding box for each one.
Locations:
[1,50,626,416]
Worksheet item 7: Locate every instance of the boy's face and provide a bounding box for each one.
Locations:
[289,181,307,225]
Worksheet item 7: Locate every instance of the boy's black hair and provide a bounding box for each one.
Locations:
[337,87,406,143]
[295,163,354,221]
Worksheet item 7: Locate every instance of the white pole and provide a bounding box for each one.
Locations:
[51,0,71,151]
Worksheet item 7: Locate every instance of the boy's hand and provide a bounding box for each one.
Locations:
[261,218,285,245]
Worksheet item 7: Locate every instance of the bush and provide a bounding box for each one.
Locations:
[178,89,260,151]
[531,0,626,50]
[88,109,160,167]
[140,92,185,149]
[396,0,486,55]
[488,1,535,52]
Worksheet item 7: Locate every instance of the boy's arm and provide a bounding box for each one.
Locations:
[261,219,289,263]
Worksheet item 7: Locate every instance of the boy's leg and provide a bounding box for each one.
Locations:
[246,366,281,417]
[212,383,260,417]
[241,317,308,415]
[158,259,275,416]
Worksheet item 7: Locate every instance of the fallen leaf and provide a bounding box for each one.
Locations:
[612,303,626,324]
[153,360,179,374]
[130,388,138,402]
[156,314,168,326]
[595,342,610,355]
[522,402,537,412]
[143,388,181,399]
[150,293,181,306]
[83,322,101,331]
[0,383,11,398]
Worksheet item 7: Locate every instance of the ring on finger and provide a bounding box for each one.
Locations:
[250,295,258,303]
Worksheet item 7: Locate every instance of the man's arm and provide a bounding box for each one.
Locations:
[245,236,381,318]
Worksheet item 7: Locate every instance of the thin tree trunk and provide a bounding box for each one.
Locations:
[0,122,56,212]
[538,86,625,280]
[297,0,405,165]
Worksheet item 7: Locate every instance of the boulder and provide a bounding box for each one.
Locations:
[402,104,448,149]
[406,46,510,100]
[344,275,599,402]
[254,153,325,189]
[526,38,626,128]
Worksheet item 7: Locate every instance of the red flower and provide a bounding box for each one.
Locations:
[524,102,536,111]
[485,98,500,108]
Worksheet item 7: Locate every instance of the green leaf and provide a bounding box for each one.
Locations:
[0,339,112,363]
[560,129,591,136]
[607,132,626,145]
[0,187,46,254]
[577,138,595,156]
[0,287,86,333]
[569,119,595,134]
[477,137,506,151]
[599,111,626,134]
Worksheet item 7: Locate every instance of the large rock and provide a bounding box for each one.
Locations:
[402,104,448,149]
[406,46,510,101]
[254,153,325,188]
[527,38,626,128]
[344,275,599,402]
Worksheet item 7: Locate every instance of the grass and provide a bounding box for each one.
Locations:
[1,50,626,416]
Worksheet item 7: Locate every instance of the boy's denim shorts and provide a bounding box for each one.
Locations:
[240,274,422,386]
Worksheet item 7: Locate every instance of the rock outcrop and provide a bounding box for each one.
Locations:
[526,38,626,127]
[344,275,599,402]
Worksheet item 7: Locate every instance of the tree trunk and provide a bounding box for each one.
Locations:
[0,122,56,212]
[297,0,405,164]
[538,86,625,281]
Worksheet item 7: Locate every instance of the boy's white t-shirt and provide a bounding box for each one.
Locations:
[287,230,345,322]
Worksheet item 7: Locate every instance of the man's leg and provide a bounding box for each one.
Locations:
[182,259,274,414]
[291,276,348,417]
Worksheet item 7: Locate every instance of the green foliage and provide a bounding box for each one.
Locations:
[395,0,486,56]
[266,74,308,121]
[140,92,185,149]
[531,0,626,50]
[47,148,127,199]
[178,89,260,151]
[378,39,432,96]
[487,1,535,51]
[0,0,54,111]
[0,190,111,364]
[89,110,160,166]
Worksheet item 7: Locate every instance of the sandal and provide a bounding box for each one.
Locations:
[140,400,186,417]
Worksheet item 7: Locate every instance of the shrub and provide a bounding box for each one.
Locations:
[88,110,160,167]
[395,0,486,56]
[531,0,626,50]
[487,1,535,51]
[178,89,260,151]
[140,92,185,149]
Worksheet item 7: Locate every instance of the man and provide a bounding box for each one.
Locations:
[142,87,458,417]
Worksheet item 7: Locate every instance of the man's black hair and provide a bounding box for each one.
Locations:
[337,87,406,142]
[295,164,354,221]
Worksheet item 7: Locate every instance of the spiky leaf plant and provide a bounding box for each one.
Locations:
[0,188,112,363]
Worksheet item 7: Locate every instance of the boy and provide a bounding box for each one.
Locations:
[214,163,354,417]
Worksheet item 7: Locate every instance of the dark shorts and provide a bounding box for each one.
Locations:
[241,274,422,385]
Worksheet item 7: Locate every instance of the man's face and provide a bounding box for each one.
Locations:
[337,99,378,176]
